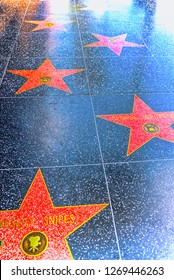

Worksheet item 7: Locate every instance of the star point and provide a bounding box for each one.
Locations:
[0,169,108,259]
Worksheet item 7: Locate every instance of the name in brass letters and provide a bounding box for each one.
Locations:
[0,214,75,229]
[44,214,75,226]
[112,113,174,121]
[112,116,138,121]
[142,113,174,120]
[0,218,35,229]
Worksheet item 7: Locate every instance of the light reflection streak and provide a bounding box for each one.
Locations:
[47,0,72,15]
[0,0,37,32]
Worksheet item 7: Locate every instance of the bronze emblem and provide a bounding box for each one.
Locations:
[143,123,160,134]
[21,231,48,256]
[45,22,55,28]
[40,76,52,84]
[108,38,117,42]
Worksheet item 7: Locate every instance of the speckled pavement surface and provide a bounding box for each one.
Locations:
[0,0,174,260]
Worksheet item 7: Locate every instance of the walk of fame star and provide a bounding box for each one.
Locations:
[25,17,76,32]
[97,95,174,155]
[75,3,126,12]
[75,3,110,11]
[0,169,108,260]
[8,58,84,94]
[84,33,144,56]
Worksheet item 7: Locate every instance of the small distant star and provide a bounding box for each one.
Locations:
[25,17,76,32]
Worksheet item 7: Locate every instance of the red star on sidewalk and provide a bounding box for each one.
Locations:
[25,17,76,32]
[98,95,174,155]
[0,169,108,260]
[8,58,84,94]
[84,33,144,56]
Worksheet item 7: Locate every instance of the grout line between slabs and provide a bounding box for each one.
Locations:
[0,163,102,172]
[1,157,174,172]
[75,2,122,260]
[0,0,33,87]
[1,91,174,100]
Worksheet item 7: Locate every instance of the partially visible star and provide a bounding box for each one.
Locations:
[8,58,84,94]
[75,3,125,11]
[75,3,107,11]
[84,33,144,56]
[25,17,76,32]
[97,95,174,155]
[0,169,108,260]
[75,4,90,10]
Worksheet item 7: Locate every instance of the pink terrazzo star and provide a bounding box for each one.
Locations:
[85,33,144,56]
[25,17,76,32]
